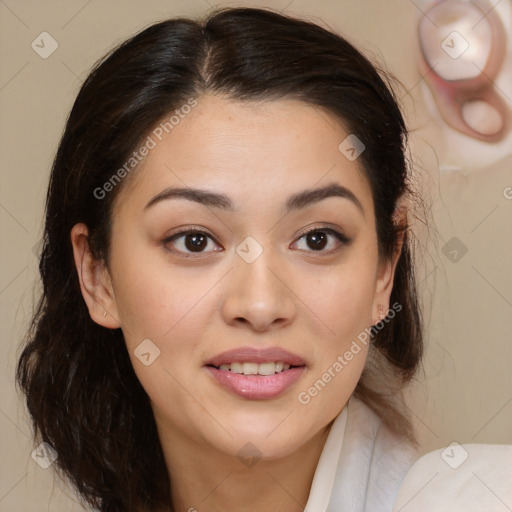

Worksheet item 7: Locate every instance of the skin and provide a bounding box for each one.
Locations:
[71,93,405,512]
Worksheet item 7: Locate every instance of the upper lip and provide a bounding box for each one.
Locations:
[205,347,306,367]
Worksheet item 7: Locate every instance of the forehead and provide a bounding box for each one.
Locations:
[113,94,373,216]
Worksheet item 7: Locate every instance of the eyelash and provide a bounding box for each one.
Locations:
[162,225,351,258]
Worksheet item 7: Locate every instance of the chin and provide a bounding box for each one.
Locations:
[217,430,307,463]
[213,412,317,459]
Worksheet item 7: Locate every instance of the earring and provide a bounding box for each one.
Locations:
[103,310,107,317]
[377,304,385,321]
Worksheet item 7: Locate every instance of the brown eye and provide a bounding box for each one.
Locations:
[183,232,208,252]
[292,227,350,253]
[163,229,222,256]
[305,231,328,250]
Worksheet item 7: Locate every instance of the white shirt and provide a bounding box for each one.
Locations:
[393,443,512,511]
[305,404,348,511]
[305,396,419,512]
[305,396,512,511]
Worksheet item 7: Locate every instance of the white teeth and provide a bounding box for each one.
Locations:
[242,362,259,375]
[258,362,277,375]
[218,361,289,375]
[230,362,243,373]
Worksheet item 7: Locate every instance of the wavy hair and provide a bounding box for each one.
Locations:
[17,7,425,511]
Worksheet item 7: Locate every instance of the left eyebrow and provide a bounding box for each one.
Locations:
[284,182,364,217]
[144,182,364,217]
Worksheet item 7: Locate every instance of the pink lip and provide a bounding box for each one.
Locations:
[205,366,306,400]
[204,347,307,400]
[205,347,306,367]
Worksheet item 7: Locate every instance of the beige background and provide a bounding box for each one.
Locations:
[1,0,511,510]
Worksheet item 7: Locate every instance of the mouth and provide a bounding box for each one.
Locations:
[208,361,298,375]
[204,347,307,400]
[205,346,306,368]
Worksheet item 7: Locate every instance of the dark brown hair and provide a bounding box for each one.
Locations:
[17,7,425,512]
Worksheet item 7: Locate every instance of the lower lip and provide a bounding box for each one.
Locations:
[205,366,305,400]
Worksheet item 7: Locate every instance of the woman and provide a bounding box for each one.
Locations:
[17,7,425,511]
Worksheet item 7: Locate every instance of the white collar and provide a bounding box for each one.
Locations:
[303,397,418,512]
[304,403,348,512]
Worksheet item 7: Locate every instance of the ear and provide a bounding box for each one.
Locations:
[70,223,121,329]
[371,204,407,324]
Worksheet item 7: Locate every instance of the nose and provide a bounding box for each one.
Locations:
[221,245,296,333]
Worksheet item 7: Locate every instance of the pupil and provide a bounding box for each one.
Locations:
[308,231,327,250]
[185,233,207,252]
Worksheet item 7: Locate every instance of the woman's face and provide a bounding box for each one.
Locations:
[77,94,400,461]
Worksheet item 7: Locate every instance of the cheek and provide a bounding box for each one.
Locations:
[293,259,376,342]
[109,240,219,349]
[114,270,219,351]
